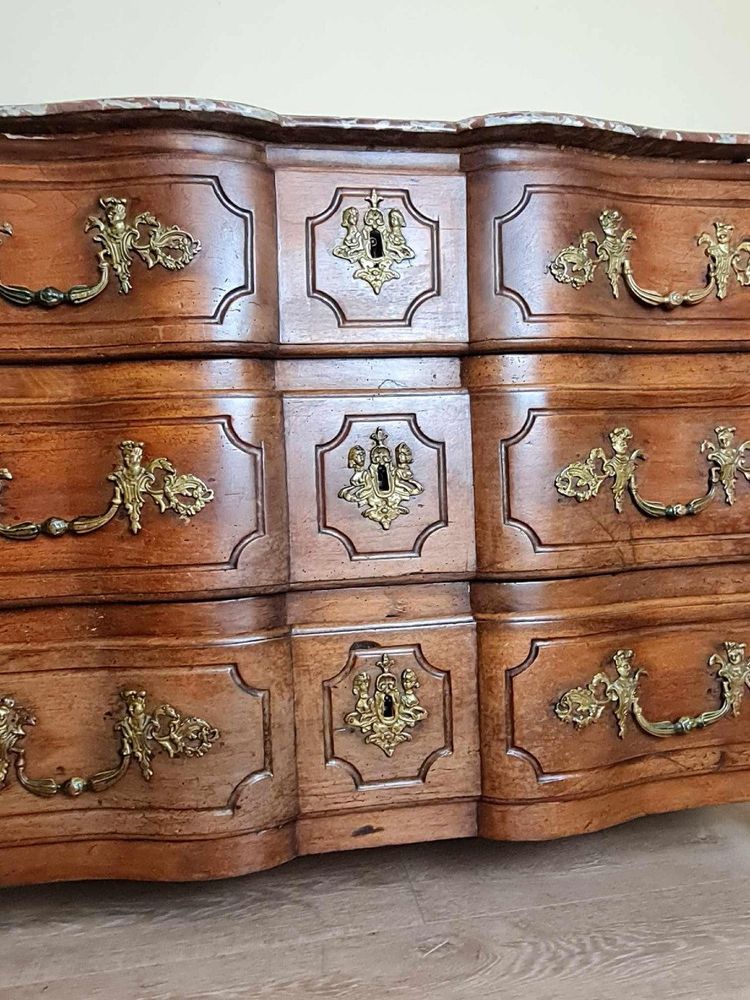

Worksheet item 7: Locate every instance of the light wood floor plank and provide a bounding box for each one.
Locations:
[4,804,750,999]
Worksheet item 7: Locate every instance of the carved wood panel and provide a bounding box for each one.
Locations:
[274,153,467,351]
[322,643,451,790]
[293,620,479,815]
[467,353,750,578]
[0,359,287,603]
[284,389,475,584]
[0,596,296,845]
[467,145,750,351]
[479,607,750,806]
[0,132,277,359]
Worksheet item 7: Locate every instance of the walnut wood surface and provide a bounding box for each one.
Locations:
[0,360,287,605]
[466,145,750,352]
[467,352,750,578]
[0,132,277,361]
[272,146,467,354]
[0,585,480,884]
[475,566,750,839]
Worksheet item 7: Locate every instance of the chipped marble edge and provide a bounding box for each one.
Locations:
[0,96,747,146]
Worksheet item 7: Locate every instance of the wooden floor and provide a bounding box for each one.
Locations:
[2,804,750,999]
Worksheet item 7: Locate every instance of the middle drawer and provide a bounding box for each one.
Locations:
[0,359,287,605]
[468,353,750,578]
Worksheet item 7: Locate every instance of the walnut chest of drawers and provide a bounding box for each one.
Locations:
[2,99,750,884]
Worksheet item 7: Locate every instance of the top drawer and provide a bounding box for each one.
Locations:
[0,132,276,360]
[467,145,750,352]
[273,147,468,354]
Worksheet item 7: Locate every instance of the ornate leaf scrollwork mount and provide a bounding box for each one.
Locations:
[555,425,750,519]
[344,653,428,757]
[331,189,416,294]
[337,426,424,530]
[549,207,750,308]
[555,641,750,739]
[0,439,214,541]
[0,689,220,798]
[0,196,201,309]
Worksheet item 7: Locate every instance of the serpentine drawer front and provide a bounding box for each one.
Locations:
[0,132,275,360]
[272,147,468,354]
[0,597,297,884]
[0,359,287,604]
[290,584,480,852]
[468,353,750,578]
[10,98,750,885]
[279,359,475,585]
[466,145,750,352]
[474,567,750,841]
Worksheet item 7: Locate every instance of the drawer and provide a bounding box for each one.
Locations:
[466,145,750,352]
[474,570,750,840]
[280,359,475,585]
[0,597,297,882]
[272,147,467,353]
[0,131,276,360]
[290,584,480,851]
[0,360,287,604]
[468,353,750,578]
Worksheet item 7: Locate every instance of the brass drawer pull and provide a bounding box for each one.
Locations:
[0,689,220,798]
[0,196,200,309]
[549,208,750,308]
[0,439,213,540]
[555,425,747,518]
[556,641,749,739]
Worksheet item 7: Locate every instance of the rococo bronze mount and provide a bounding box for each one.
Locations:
[550,208,750,308]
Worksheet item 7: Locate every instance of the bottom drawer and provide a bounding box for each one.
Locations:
[290,583,480,854]
[475,568,750,840]
[0,597,297,883]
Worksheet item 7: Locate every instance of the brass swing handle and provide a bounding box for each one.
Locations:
[0,439,213,540]
[0,196,200,309]
[0,689,220,798]
[555,641,749,740]
[549,208,750,307]
[555,424,749,519]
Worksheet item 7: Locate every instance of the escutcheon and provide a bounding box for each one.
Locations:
[337,426,424,530]
[332,189,416,293]
[344,653,428,757]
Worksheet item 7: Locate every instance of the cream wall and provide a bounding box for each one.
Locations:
[2,0,748,132]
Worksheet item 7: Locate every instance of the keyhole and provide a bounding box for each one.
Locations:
[376,463,390,492]
[369,229,385,259]
[383,694,395,718]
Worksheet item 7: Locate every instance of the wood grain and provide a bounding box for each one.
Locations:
[465,143,750,352]
[0,131,277,361]
[0,359,287,605]
[466,352,750,578]
[271,146,468,354]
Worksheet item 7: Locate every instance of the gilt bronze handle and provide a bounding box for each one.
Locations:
[0,689,220,798]
[555,642,749,739]
[555,425,749,519]
[549,208,750,308]
[0,439,213,540]
[0,196,200,309]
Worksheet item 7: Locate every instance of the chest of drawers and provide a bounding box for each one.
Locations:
[2,100,750,884]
